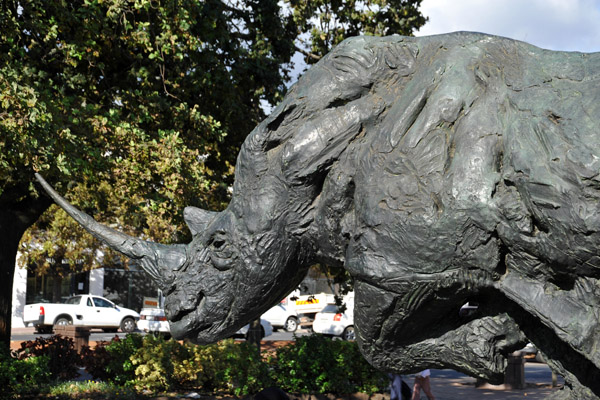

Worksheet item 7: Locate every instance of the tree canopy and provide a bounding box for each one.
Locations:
[0,0,426,346]
[4,0,301,285]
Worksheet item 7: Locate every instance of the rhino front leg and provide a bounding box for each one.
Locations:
[498,272,600,398]
[354,280,526,383]
[498,272,600,370]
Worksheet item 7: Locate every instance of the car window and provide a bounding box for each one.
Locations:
[87,298,93,307]
[321,304,339,313]
[93,297,114,308]
[65,296,82,305]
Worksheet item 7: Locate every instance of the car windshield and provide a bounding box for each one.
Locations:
[64,296,82,305]
[321,304,340,313]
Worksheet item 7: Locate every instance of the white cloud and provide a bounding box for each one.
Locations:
[416,0,600,52]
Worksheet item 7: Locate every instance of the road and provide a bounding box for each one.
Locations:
[10,326,310,344]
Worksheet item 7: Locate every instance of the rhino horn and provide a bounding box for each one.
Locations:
[34,173,186,285]
[183,206,217,236]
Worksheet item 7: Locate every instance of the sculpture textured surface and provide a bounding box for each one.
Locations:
[37,32,600,399]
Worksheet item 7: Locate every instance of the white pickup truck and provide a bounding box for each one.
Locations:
[23,294,140,334]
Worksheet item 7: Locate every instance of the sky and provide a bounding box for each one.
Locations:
[416,0,600,53]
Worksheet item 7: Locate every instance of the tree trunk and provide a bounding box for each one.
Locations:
[0,189,51,350]
[52,273,63,303]
[0,231,20,349]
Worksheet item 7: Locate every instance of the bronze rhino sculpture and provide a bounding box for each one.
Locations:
[37,32,600,398]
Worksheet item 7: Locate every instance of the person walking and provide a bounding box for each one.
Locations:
[389,373,412,400]
[411,369,436,400]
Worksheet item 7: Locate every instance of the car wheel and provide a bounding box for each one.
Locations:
[120,317,136,333]
[284,317,298,332]
[55,317,72,326]
[342,326,355,341]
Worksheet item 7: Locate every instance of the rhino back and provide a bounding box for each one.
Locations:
[302,33,600,287]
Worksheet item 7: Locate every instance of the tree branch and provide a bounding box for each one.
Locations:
[294,44,321,61]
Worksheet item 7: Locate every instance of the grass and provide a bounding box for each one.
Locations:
[13,381,201,400]
[31,381,140,400]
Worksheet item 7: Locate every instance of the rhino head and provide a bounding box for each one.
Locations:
[35,171,309,343]
[34,166,314,343]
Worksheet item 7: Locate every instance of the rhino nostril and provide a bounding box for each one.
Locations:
[166,292,205,322]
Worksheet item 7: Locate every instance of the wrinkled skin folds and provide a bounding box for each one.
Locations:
[38,32,600,399]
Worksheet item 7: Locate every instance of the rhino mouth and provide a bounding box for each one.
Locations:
[169,291,205,318]
[167,289,237,342]
[170,317,213,340]
[168,294,208,338]
[166,291,207,331]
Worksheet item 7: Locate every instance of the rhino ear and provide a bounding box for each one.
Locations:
[184,206,218,236]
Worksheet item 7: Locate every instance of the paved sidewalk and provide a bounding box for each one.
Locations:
[412,365,563,400]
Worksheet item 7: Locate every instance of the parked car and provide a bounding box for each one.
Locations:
[137,308,171,338]
[137,308,272,341]
[312,292,355,341]
[23,294,140,333]
[293,292,336,330]
[261,296,300,332]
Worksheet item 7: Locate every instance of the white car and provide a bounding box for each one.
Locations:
[312,293,355,341]
[261,297,300,332]
[137,308,171,337]
[24,294,140,333]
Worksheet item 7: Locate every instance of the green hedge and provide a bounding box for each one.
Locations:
[5,333,390,397]
[0,347,51,398]
[270,334,388,394]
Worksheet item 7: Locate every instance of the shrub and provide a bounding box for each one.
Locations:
[105,333,145,385]
[81,334,144,385]
[47,380,138,400]
[270,334,349,393]
[80,340,114,382]
[14,334,80,380]
[130,334,189,392]
[178,339,271,396]
[219,340,272,395]
[129,336,271,395]
[62,333,389,396]
[270,334,388,394]
[0,347,51,398]
[333,340,389,394]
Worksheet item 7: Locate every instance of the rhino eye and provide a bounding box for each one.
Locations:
[209,232,227,250]
[208,232,236,271]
